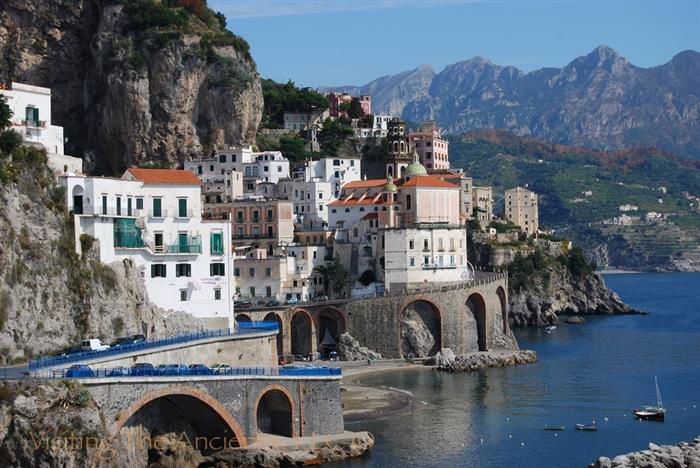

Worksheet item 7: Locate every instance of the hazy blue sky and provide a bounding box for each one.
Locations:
[210,0,700,88]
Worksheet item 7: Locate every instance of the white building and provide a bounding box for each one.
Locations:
[184,146,290,201]
[283,109,329,131]
[353,114,392,138]
[0,82,82,175]
[289,157,362,229]
[60,168,232,320]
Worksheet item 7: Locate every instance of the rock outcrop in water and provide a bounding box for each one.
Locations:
[591,437,700,468]
[0,0,263,174]
[433,350,537,373]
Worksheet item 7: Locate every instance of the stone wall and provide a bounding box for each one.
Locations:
[86,376,344,446]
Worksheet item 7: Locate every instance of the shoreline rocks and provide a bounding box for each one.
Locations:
[591,437,700,468]
[431,349,538,373]
[566,315,587,324]
[338,333,382,361]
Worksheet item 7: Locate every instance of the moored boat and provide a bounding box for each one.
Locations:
[543,425,565,431]
[634,376,666,421]
[575,423,597,431]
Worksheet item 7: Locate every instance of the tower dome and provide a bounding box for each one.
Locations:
[383,175,397,193]
[405,150,427,176]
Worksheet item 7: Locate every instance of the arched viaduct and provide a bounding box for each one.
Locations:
[241,272,516,359]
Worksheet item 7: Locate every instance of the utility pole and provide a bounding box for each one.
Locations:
[227,210,235,333]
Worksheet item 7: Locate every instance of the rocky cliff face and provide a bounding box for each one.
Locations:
[0,156,202,364]
[329,46,700,159]
[508,264,635,326]
[0,0,263,174]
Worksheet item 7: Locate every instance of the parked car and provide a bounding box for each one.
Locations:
[107,366,128,377]
[111,334,146,348]
[293,354,307,362]
[265,300,281,307]
[66,364,94,378]
[235,300,253,309]
[130,363,155,376]
[286,297,299,305]
[188,364,212,375]
[313,295,329,302]
[56,345,82,358]
[81,339,110,352]
[211,363,232,374]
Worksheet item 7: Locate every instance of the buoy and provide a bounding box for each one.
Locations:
[480,438,484,444]
[509,434,512,439]
[554,434,558,437]
[520,442,525,447]
[604,417,608,422]
[506,417,510,422]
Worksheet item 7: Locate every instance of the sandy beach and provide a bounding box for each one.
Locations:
[340,360,433,422]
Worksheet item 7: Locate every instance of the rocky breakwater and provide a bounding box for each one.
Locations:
[337,333,382,361]
[591,437,700,468]
[431,349,538,373]
[0,0,263,174]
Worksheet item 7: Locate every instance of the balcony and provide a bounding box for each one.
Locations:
[21,119,46,128]
[174,209,194,219]
[166,236,202,254]
[422,263,457,270]
[148,209,168,219]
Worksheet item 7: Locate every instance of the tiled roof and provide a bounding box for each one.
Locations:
[328,192,383,207]
[399,175,459,189]
[125,168,201,185]
[342,178,390,189]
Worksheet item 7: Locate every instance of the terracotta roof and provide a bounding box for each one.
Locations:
[342,178,390,189]
[125,168,201,185]
[399,175,459,189]
[328,192,383,207]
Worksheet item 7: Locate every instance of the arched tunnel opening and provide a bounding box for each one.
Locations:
[291,311,312,357]
[316,309,345,359]
[121,394,241,463]
[400,300,441,358]
[256,389,293,437]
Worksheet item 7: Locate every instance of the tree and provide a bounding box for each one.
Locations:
[0,95,11,130]
[317,118,353,156]
[278,134,309,162]
[313,256,349,298]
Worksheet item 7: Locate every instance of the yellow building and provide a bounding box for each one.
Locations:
[505,186,539,236]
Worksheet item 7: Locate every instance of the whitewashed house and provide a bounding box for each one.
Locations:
[0,82,82,175]
[60,168,232,320]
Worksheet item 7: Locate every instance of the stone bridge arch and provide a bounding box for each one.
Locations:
[254,384,296,439]
[290,309,315,357]
[314,307,346,358]
[113,386,247,448]
[496,286,507,333]
[466,293,488,351]
[264,312,284,356]
[399,298,442,358]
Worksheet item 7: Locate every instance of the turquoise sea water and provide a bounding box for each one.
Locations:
[336,272,700,468]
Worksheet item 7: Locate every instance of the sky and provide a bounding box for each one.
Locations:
[210,0,700,88]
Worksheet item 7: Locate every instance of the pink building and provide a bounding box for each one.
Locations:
[327,92,371,118]
[410,121,449,170]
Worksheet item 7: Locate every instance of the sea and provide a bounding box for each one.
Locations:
[335,272,700,468]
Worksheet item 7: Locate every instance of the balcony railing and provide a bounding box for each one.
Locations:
[21,119,47,128]
[174,209,194,219]
[149,209,168,219]
[164,236,202,254]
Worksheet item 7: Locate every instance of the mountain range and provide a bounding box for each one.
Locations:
[324,46,700,159]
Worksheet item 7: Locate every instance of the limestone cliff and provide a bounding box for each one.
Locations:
[507,264,635,326]
[0,151,202,364]
[0,0,263,174]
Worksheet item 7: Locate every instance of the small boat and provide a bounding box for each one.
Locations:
[544,326,557,334]
[575,423,597,431]
[634,376,666,421]
[543,425,565,431]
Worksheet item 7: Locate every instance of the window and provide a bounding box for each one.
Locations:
[424,256,430,266]
[152,198,162,217]
[176,263,191,277]
[116,197,121,216]
[234,267,240,277]
[219,154,226,163]
[237,210,243,222]
[450,238,455,251]
[333,159,340,166]
[410,257,415,267]
[136,197,143,210]
[406,194,412,210]
[439,239,444,251]
[253,210,259,222]
[409,240,414,250]
[25,106,39,124]
[127,198,132,216]
[151,264,167,278]
[249,268,255,277]
[253,226,260,236]
[101,195,107,215]
[423,239,429,250]
[214,288,222,300]
[266,286,272,297]
[237,227,243,237]
[267,209,273,220]
[180,289,187,301]
[210,263,225,276]
[265,267,272,277]
[197,165,202,175]
[210,232,224,255]
[178,198,188,217]
[250,287,256,297]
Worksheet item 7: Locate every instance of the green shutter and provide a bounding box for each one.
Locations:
[210,232,223,255]
[102,196,107,215]
[178,198,187,217]
[153,198,161,217]
[178,233,188,253]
